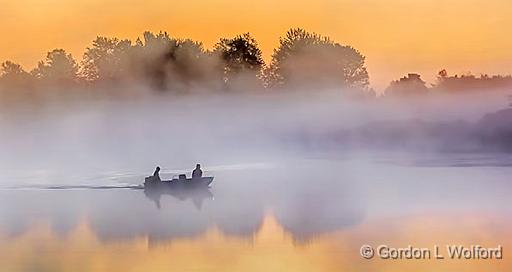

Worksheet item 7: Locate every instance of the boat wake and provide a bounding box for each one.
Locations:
[4,184,144,190]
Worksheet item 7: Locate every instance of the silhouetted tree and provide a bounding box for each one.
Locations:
[171,39,223,91]
[433,69,512,92]
[132,31,177,89]
[132,31,220,91]
[0,61,34,89]
[2,29,374,94]
[384,73,428,96]
[438,69,448,79]
[31,49,78,85]
[214,33,264,90]
[136,31,176,54]
[81,37,133,83]
[265,28,369,91]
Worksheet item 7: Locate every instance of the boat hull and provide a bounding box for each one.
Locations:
[144,176,214,189]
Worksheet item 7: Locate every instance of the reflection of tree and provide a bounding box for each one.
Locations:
[270,171,364,242]
[0,168,364,244]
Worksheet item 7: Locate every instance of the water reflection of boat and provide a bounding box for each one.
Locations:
[143,175,214,209]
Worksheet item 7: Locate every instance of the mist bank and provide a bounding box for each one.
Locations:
[297,108,512,153]
[1,87,511,182]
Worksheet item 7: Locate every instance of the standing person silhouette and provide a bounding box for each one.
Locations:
[192,164,203,179]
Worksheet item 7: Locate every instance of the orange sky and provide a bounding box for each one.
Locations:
[1,0,512,90]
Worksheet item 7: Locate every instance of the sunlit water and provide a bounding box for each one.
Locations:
[1,154,511,271]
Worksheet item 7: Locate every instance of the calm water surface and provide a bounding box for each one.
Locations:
[0,155,511,271]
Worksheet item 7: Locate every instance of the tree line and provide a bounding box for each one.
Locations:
[2,27,511,98]
[385,70,512,97]
[0,28,370,94]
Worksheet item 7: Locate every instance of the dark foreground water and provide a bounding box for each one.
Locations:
[1,155,511,271]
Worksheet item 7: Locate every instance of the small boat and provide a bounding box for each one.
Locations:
[144,174,214,189]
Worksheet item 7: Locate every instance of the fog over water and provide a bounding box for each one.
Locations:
[1,88,510,183]
[1,88,511,246]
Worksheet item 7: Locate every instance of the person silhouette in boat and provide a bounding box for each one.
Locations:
[153,166,161,182]
[192,164,203,179]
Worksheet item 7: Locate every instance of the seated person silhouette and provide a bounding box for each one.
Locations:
[192,164,203,179]
[153,166,161,182]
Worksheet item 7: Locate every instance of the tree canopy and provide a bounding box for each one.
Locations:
[31,49,78,85]
[81,37,133,83]
[433,69,512,92]
[3,28,512,99]
[214,33,264,90]
[0,61,33,89]
[0,28,375,94]
[0,28,377,96]
[265,28,369,91]
[384,73,428,97]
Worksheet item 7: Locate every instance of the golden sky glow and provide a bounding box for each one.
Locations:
[1,0,512,89]
[0,214,510,271]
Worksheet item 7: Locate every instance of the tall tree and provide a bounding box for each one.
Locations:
[80,37,133,82]
[0,61,33,89]
[265,28,369,91]
[214,33,264,89]
[31,49,78,85]
[133,31,219,91]
[132,31,177,89]
[384,73,428,97]
[171,39,222,90]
